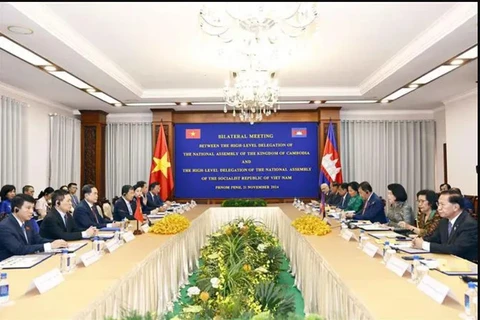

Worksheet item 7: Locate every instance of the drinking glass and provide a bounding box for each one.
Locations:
[416,265,429,282]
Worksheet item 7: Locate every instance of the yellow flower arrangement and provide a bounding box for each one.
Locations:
[150,214,190,234]
[291,215,332,236]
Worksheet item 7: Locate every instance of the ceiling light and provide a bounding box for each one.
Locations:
[412,65,459,85]
[382,87,416,101]
[49,71,92,89]
[179,102,188,106]
[313,100,321,104]
[113,103,122,107]
[125,102,177,106]
[457,46,477,59]
[324,100,377,104]
[192,102,226,105]
[381,99,389,104]
[408,84,419,88]
[88,91,120,104]
[7,26,34,35]
[86,88,96,93]
[43,66,57,71]
[450,59,464,65]
[0,36,51,66]
[276,101,310,104]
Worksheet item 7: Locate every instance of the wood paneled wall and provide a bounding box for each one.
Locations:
[150,107,341,201]
[80,110,107,199]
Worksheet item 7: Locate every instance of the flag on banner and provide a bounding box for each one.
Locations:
[134,197,144,223]
[291,128,307,138]
[149,124,174,201]
[186,129,201,139]
[319,121,343,185]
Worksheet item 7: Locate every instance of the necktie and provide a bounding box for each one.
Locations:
[362,200,368,214]
[21,224,29,244]
[127,201,133,215]
[91,205,100,224]
[62,214,67,228]
[342,195,346,207]
[447,221,453,236]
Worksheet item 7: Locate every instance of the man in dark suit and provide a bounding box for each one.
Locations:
[0,194,67,261]
[68,182,80,209]
[327,182,342,206]
[412,190,478,262]
[337,183,351,210]
[346,181,387,223]
[113,185,137,221]
[146,182,167,212]
[40,190,96,241]
[73,184,120,229]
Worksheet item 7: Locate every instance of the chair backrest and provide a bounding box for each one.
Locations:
[102,203,113,220]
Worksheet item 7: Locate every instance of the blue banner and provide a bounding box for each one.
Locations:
[174,122,319,198]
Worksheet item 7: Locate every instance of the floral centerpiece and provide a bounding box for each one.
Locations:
[291,215,331,236]
[221,199,267,207]
[169,218,296,319]
[150,214,190,235]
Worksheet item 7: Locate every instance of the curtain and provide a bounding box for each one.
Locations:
[106,122,152,200]
[0,95,25,188]
[340,120,436,211]
[48,114,81,188]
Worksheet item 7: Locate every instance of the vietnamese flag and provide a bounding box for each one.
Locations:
[149,124,174,201]
[134,197,144,223]
[186,129,201,139]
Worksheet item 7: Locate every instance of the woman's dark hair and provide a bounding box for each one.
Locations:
[348,181,360,193]
[439,183,451,190]
[416,189,438,210]
[387,183,408,202]
[37,187,54,199]
[0,185,16,200]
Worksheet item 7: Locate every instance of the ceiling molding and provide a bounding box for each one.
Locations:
[340,108,435,120]
[0,80,74,112]
[141,86,361,100]
[107,112,153,123]
[9,2,144,97]
[359,2,478,95]
[442,87,477,105]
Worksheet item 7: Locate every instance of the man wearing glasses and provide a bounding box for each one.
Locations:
[412,189,478,262]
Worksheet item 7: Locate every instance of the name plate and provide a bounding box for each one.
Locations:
[342,229,354,241]
[141,223,150,233]
[363,242,380,258]
[122,231,135,243]
[80,250,101,267]
[105,239,120,253]
[417,275,458,304]
[386,256,410,277]
[27,268,64,294]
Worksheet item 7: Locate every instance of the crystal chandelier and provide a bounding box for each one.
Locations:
[199,2,318,71]
[223,69,279,124]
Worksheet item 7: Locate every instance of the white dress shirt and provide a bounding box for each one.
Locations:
[57,209,90,238]
[421,212,461,252]
[13,215,51,252]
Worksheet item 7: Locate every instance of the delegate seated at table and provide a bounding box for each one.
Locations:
[0,194,67,262]
[412,190,478,262]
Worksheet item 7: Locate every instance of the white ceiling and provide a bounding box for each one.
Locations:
[0,2,477,113]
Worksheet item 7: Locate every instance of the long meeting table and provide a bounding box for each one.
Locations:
[0,204,473,320]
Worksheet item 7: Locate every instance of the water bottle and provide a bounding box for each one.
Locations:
[358,230,365,248]
[60,249,70,274]
[0,273,9,304]
[68,252,77,272]
[92,237,101,253]
[382,241,391,263]
[465,282,478,318]
[410,255,420,283]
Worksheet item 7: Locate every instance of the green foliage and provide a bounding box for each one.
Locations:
[221,199,267,207]
[104,309,158,320]
[254,282,296,316]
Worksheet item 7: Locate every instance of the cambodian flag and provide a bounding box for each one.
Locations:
[291,128,307,138]
[319,121,343,185]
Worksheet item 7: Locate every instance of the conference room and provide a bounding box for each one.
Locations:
[0,2,478,320]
